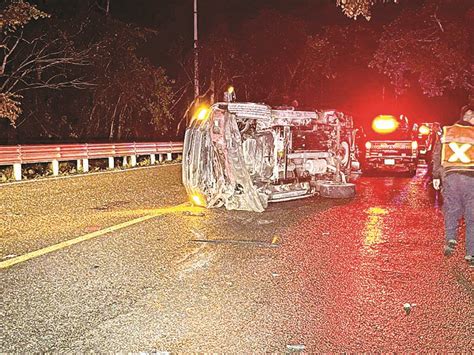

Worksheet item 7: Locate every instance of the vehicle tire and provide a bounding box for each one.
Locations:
[340,140,351,172]
[319,181,356,199]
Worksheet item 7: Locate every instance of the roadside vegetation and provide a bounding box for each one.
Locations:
[1,0,473,145]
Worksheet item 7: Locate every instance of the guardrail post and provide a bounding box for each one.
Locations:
[158,154,163,163]
[77,159,82,171]
[13,163,22,181]
[123,156,128,167]
[83,159,89,172]
[108,157,114,169]
[131,142,137,167]
[83,143,89,172]
[167,142,173,161]
[150,154,156,164]
[52,160,59,176]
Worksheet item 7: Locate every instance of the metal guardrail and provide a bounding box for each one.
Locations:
[0,142,184,181]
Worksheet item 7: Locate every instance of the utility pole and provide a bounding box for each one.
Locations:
[193,0,199,99]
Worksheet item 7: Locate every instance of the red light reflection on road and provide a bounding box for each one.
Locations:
[363,207,388,251]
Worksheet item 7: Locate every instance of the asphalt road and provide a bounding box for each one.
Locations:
[1,165,473,352]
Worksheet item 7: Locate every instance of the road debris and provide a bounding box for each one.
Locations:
[84,226,101,233]
[2,254,17,260]
[93,200,130,211]
[271,236,280,245]
[287,344,306,352]
[191,228,205,238]
[191,238,278,248]
[403,303,417,315]
[182,211,205,217]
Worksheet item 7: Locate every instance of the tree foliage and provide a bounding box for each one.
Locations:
[336,0,398,20]
[0,92,22,124]
[199,23,245,102]
[82,17,174,140]
[238,10,309,103]
[196,11,378,108]
[370,0,474,96]
[1,1,174,142]
[1,0,91,128]
[0,0,48,33]
[0,0,48,125]
[1,0,472,143]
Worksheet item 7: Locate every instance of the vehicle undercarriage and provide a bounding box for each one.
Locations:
[183,102,358,212]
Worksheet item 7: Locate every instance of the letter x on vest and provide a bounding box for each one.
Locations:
[447,142,471,163]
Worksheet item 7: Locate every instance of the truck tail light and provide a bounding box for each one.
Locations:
[411,141,418,150]
[365,142,372,150]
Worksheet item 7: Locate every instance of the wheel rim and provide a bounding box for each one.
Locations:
[340,141,350,167]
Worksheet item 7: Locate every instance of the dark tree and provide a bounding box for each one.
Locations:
[370,0,474,97]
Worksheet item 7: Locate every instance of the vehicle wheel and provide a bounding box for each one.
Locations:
[340,140,351,172]
[319,181,356,199]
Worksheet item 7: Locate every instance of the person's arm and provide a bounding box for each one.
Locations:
[432,139,442,179]
[432,138,442,189]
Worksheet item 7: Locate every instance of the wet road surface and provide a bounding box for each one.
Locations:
[1,165,473,352]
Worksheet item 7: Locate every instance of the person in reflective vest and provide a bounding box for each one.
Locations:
[432,104,474,266]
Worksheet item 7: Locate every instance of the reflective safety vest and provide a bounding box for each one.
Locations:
[441,124,474,170]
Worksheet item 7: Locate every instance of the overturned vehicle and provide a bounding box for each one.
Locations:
[182,102,358,212]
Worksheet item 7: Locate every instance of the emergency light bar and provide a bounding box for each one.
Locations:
[372,115,399,134]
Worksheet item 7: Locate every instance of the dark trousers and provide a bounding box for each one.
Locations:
[442,173,474,256]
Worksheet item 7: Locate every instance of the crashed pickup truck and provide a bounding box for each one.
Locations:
[182,102,358,212]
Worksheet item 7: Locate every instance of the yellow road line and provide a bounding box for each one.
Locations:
[1,202,202,269]
[0,214,156,269]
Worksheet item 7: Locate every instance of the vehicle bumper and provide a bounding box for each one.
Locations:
[364,156,418,169]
